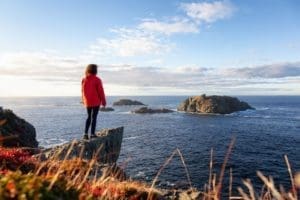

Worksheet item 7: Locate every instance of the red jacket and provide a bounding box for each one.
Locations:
[81,74,106,107]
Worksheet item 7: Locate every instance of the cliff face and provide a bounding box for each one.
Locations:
[0,108,38,148]
[178,95,254,114]
[40,127,124,164]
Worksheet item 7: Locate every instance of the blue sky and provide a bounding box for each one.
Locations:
[0,0,300,96]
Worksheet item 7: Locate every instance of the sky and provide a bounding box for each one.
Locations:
[0,0,300,96]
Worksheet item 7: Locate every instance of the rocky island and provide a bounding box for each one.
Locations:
[132,106,174,114]
[113,99,145,106]
[178,94,254,114]
[99,107,115,112]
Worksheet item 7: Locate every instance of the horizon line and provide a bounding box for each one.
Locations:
[1,94,300,98]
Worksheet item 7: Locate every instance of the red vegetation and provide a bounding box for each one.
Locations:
[0,147,36,169]
[84,183,122,198]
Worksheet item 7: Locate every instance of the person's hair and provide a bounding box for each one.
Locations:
[85,64,98,76]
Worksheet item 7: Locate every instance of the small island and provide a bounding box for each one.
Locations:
[113,99,145,106]
[132,107,174,114]
[99,107,115,112]
[178,94,254,114]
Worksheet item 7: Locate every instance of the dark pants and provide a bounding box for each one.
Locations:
[84,106,99,135]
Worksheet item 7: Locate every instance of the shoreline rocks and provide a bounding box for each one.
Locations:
[0,108,38,148]
[178,94,254,114]
[39,127,124,164]
[113,99,145,106]
[132,107,174,114]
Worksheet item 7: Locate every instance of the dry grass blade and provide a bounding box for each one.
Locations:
[237,187,251,200]
[259,184,266,199]
[77,158,96,190]
[176,148,193,189]
[70,168,85,187]
[216,137,236,198]
[284,155,297,198]
[47,140,77,190]
[212,173,217,197]
[243,179,256,200]
[148,149,177,200]
[229,168,233,200]
[68,158,83,179]
[92,168,98,185]
[295,172,300,189]
[229,197,243,200]
[148,148,195,199]
[45,143,69,177]
[35,160,50,175]
[93,143,104,160]
[209,148,214,192]
[257,171,284,200]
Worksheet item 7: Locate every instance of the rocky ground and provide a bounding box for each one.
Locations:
[38,127,124,163]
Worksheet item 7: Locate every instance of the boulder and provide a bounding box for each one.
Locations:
[39,127,124,164]
[113,99,145,106]
[178,94,254,114]
[132,107,174,114]
[0,108,38,148]
[99,107,114,112]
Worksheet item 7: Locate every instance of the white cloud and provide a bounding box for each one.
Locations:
[221,62,300,78]
[181,1,235,23]
[139,18,199,35]
[0,51,300,96]
[0,51,84,81]
[1,52,299,87]
[86,28,172,57]
[83,1,237,59]
[136,1,235,36]
[174,66,209,74]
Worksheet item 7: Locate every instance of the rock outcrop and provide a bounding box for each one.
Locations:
[113,99,145,106]
[99,107,115,112]
[0,108,38,148]
[132,107,174,114]
[178,94,254,114]
[40,127,124,164]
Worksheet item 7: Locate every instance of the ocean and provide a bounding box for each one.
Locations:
[0,96,299,193]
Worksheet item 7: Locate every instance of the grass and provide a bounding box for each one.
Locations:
[0,145,163,199]
[0,140,299,199]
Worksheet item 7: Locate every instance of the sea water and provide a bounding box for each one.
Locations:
[1,96,299,192]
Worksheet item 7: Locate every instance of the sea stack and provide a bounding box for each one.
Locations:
[178,94,254,114]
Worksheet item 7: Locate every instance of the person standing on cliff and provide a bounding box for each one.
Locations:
[81,64,106,140]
